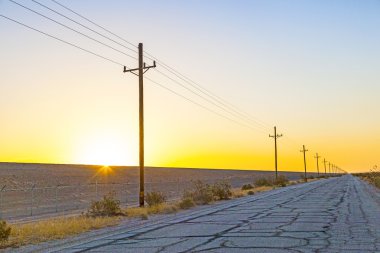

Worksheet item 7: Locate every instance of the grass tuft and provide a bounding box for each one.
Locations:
[0,216,120,248]
[146,191,166,207]
[178,197,195,209]
[87,191,122,217]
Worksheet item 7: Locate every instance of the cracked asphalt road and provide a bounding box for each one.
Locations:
[23,175,380,253]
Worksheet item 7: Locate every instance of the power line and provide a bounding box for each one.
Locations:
[30,0,138,56]
[49,0,272,131]
[2,3,339,171]
[24,0,268,131]
[146,54,272,129]
[0,14,125,67]
[144,76,267,133]
[0,12,266,134]
[8,0,137,60]
[154,69,268,132]
[50,0,137,49]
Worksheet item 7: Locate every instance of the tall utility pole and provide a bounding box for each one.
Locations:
[314,153,320,177]
[269,126,283,179]
[124,43,156,207]
[300,145,308,182]
[323,158,327,176]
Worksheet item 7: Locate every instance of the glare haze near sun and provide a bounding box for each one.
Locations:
[0,0,379,173]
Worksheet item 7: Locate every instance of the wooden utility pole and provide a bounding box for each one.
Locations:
[300,145,308,182]
[328,162,331,177]
[314,153,320,177]
[269,126,283,179]
[124,43,156,207]
[323,158,327,176]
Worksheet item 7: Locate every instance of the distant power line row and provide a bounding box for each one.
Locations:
[0,0,344,177]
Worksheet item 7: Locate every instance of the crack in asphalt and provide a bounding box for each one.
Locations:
[13,176,380,253]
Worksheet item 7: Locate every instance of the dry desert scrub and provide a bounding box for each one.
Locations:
[232,185,273,198]
[0,220,11,243]
[124,203,179,219]
[87,191,122,217]
[0,216,120,248]
[145,191,166,207]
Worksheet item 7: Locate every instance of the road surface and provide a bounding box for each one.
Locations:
[16,175,380,252]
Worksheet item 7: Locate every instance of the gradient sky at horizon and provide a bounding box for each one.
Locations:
[1,0,379,173]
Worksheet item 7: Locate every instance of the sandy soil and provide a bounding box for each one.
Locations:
[0,163,311,221]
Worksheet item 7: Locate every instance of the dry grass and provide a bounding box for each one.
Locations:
[232,185,274,198]
[2,178,318,249]
[124,203,179,219]
[0,216,121,248]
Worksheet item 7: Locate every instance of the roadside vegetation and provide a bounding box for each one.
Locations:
[353,166,380,188]
[1,174,329,249]
[253,175,289,187]
[0,216,120,249]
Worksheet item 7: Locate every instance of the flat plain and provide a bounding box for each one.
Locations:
[0,163,310,221]
[10,175,380,253]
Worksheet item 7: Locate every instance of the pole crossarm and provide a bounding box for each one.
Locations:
[123,61,156,75]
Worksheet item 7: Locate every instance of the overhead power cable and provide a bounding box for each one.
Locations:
[30,0,138,56]
[50,0,137,49]
[48,0,272,131]
[0,13,267,134]
[154,69,268,132]
[0,14,125,67]
[144,76,268,134]
[145,54,272,129]
[8,0,137,60]
[3,0,278,135]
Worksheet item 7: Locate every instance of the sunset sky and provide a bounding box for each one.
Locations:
[1,0,379,173]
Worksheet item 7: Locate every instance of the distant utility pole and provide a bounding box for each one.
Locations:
[123,43,156,207]
[323,158,327,176]
[314,153,320,176]
[300,145,308,182]
[328,162,331,177]
[269,126,283,179]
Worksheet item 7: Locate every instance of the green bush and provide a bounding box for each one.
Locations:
[87,191,121,217]
[178,197,195,209]
[212,181,232,200]
[0,220,11,243]
[274,175,289,187]
[184,180,214,205]
[254,177,273,187]
[146,191,166,207]
[241,184,254,190]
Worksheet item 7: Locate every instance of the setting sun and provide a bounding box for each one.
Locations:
[74,131,135,166]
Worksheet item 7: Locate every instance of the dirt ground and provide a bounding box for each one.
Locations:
[0,163,311,221]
